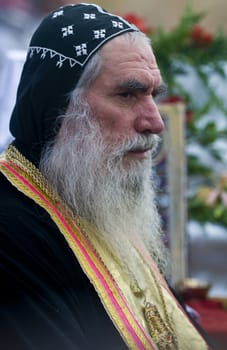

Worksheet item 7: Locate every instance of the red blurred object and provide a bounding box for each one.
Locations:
[161,95,184,104]
[187,299,227,334]
[177,278,211,302]
[202,32,213,46]
[122,13,152,34]
[180,287,209,301]
[190,25,213,47]
[190,25,204,39]
[178,279,227,349]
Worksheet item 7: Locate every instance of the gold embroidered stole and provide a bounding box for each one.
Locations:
[0,146,209,350]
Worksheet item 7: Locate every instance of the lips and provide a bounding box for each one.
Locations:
[113,134,160,159]
[128,144,153,153]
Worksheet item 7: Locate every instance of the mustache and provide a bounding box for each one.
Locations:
[112,134,161,157]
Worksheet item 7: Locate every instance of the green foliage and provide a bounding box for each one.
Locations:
[187,155,212,177]
[150,7,227,227]
[151,6,227,90]
[188,195,227,227]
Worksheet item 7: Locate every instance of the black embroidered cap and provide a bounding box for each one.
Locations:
[10,3,138,165]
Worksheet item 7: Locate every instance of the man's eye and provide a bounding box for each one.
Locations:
[118,92,132,98]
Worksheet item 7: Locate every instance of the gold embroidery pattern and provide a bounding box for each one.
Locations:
[129,272,178,350]
[4,145,58,203]
[143,302,177,350]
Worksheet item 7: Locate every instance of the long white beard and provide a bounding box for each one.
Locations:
[40,104,169,278]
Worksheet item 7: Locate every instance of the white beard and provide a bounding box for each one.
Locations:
[40,101,169,278]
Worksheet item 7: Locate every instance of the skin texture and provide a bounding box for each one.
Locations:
[85,34,165,162]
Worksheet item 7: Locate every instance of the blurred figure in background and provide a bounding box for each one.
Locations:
[0,0,33,50]
[0,0,31,151]
[0,0,81,152]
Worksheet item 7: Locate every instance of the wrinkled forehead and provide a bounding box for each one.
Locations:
[100,33,155,61]
[98,34,161,82]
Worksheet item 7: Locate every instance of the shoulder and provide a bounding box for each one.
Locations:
[0,172,80,281]
[0,172,89,305]
[0,171,55,241]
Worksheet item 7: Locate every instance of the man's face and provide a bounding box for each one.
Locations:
[85,35,164,164]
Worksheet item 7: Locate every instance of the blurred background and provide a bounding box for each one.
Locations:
[1,1,227,348]
[94,0,227,33]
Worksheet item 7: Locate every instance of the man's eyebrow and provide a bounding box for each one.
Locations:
[117,79,167,97]
[117,79,150,92]
[153,82,168,97]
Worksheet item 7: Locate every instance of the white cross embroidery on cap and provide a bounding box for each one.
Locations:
[62,25,74,38]
[93,29,106,39]
[112,20,124,29]
[41,48,48,59]
[74,43,88,56]
[52,10,64,18]
[84,13,96,19]
[56,55,67,68]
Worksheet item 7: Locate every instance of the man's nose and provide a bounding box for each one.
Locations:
[134,99,164,134]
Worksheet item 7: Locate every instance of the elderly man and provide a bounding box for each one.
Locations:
[0,3,210,350]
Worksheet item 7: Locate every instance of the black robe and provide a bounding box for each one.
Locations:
[0,173,128,350]
[0,172,213,350]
